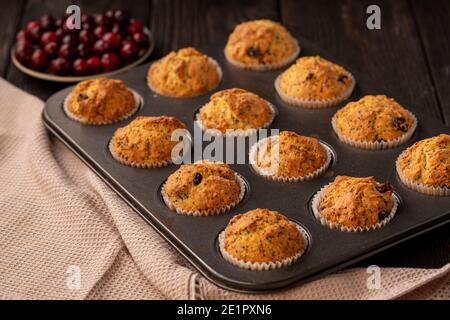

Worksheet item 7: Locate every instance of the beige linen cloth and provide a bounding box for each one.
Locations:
[0,78,449,300]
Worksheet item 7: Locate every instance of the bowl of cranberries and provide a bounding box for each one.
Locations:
[12,10,153,82]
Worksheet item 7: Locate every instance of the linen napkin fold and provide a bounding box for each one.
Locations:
[0,78,448,300]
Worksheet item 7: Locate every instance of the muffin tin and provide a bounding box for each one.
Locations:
[42,36,450,292]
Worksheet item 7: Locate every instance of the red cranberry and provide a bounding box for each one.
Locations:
[62,33,79,46]
[81,14,94,25]
[79,30,95,45]
[120,40,138,60]
[93,39,108,56]
[77,43,93,58]
[59,43,78,60]
[114,10,131,25]
[102,32,121,49]
[127,19,143,34]
[94,25,108,39]
[43,42,59,58]
[14,41,33,65]
[25,21,42,43]
[73,58,90,75]
[112,23,127,38]
[16,30,27,42]
[49,57,71,75]
[82,22,95,31]
[95,14,112,28]
[101,52,121,71]
[87,56,102,74]
[132,32,149,47]
[105,9,115,19]
[40,14,56,31]
[55,28,64,39]
[30,49,49,71]
[41,31,58,46]
[55,18,63,28]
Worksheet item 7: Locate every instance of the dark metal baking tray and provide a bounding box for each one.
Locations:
[42,37,450,292]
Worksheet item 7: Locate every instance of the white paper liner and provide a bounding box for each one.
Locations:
[274,72,355,108]
[161,161,246,216]
[147,57,223,98]
[224,40,301,71]
[248,136,332,182]
[195,101,277,137]
[396,155,450,196]
[311,183,398,232]
[63,89,141,125]
[218,223,309,271]
[332,110,418,150]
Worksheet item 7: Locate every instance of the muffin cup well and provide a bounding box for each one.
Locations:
[311,183,398,232]
[63,89,141,125]
[195,101,277,137]
[147,57,223,98]
[331,110,418,150]
[248,136,332,182]
[224,40,301,71]
[161,164,246,216]
[274,72,355,109]
[218,223,308,271]
[396,156,450,196]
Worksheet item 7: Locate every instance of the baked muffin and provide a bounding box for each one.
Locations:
[332,95,417,150]
[396,134,450,196]
[275,56,355,108]
[161,161,245,216]
[109,116,188,168]
[65,77,138,124]
[250,131,330,182]
[224,19,300,71]
[147,47,221,97]
[196,88,276,135]
[219,208,307,270]
[312,176,397,231]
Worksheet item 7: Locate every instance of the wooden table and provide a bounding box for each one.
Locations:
[1,0,448,269]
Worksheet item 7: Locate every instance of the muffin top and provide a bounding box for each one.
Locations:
[147,47,220,97]
[198,88,274,133]
[223,208,305,263]
[225,19,298,67]
[277,56,353,101]
[319,176,395,229]
[110,116,187,166]
[256,131,328,178]
[397,134,450,187]
[67,78,135,124]
[334,95,415,142]
[163,161,241,213]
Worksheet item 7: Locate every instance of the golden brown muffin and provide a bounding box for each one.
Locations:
[224,19,299,70]
[254,131,328,180]
[198,88,275,133]
[66,78,136,124]
[275,56,354,107]
[147,47,221,97]
[333,95,415,144]
[162,161,243,215]
[318,176,395,229]
[397,134,450,189]
[222,208,305,264]
[110,116,187,167]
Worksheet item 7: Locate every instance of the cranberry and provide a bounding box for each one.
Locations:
[30,49,49,71]
[14,41,33,65]
[105,9,115,19]
[120,40,138,60]
[62,20,77,34]
[81,14,94,25]
[79,30,95,45]
[43,42,59,58]
[16,30,27,42]
[77,43,92,58]
[102,32,121,49]
[41,31,58,46]
[94,25,108,39]
[101,52,121,71]
[87,56,102,74]
[49,57,71,75]
[73,58,90,75]
[25,21,42,43]
[62,33,79,46]
[59,43,78,60]
[82,22,95,31]
[133,32,149,47]
[127,19,143,34]
[114,10,131,25]
[93,39,108,56]
[112,23,127,38]
[55,18,63,28]
[55,28,64,39]
[95,14,112,28]
[40,14,56,31]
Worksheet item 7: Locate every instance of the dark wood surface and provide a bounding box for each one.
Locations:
[1,0,449,269]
